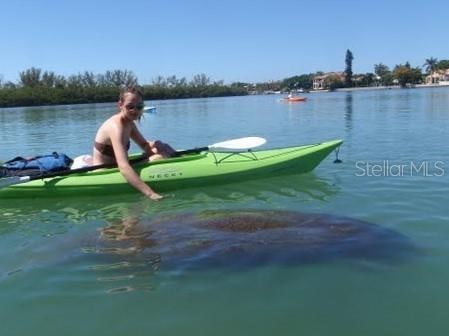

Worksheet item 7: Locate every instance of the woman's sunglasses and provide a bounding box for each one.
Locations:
[125,103,145,111]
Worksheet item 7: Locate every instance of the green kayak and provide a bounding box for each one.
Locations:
[0,139,342,198]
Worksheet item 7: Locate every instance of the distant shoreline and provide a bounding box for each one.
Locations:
[260,83,449,96]
[2,83,449,109]
[329,82,449,93]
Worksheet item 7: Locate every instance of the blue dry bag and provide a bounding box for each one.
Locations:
[2,152,73,172]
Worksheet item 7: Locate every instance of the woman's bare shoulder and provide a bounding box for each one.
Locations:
[103,115,126,131]
[95,114,122,140]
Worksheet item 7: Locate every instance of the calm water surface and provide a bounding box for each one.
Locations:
[1,88,449,335]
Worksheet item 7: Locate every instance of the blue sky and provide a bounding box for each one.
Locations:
[1,0,448,84]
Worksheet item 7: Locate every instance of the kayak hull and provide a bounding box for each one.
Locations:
[0,140,342,198]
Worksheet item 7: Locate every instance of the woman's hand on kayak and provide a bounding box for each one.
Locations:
[150,140,177,157]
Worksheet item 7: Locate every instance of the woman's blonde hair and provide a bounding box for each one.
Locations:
[119,85,144,102]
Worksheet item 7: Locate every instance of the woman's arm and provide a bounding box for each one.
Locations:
[130,124,153,157]
[110,124,162,200]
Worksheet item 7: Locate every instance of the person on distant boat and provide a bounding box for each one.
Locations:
[92,85,175,200]
[287,92,293,99]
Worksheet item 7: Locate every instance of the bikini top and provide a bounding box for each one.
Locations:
[94,141,130,158]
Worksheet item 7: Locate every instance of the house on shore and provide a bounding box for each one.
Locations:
[312,72,345,90]
[426,69,449,85]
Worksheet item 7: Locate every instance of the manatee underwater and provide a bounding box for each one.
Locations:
[86,209,415,272]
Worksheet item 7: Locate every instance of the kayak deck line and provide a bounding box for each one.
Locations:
[208,141,339,164]
[0,139,343,198]
[209,150,260,164]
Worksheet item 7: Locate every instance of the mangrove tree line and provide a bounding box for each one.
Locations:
[0,68,247,107]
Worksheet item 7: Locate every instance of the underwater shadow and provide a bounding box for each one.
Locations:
[90,209,416,272]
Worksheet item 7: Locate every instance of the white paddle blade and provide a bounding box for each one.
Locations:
[210,137,266,150]
[0,176,30,188]
[143,106,156,113]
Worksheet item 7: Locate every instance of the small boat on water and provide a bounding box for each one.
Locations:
[282,96,307,102]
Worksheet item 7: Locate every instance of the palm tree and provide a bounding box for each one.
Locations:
[424,57,438,74]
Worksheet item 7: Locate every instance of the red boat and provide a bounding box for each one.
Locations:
[282,96,307,102]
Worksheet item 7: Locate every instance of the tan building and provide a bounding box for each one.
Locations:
[426,69,449,84]
[313,72,345,90]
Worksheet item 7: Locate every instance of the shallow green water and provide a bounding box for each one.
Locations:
[1,88,449,335]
